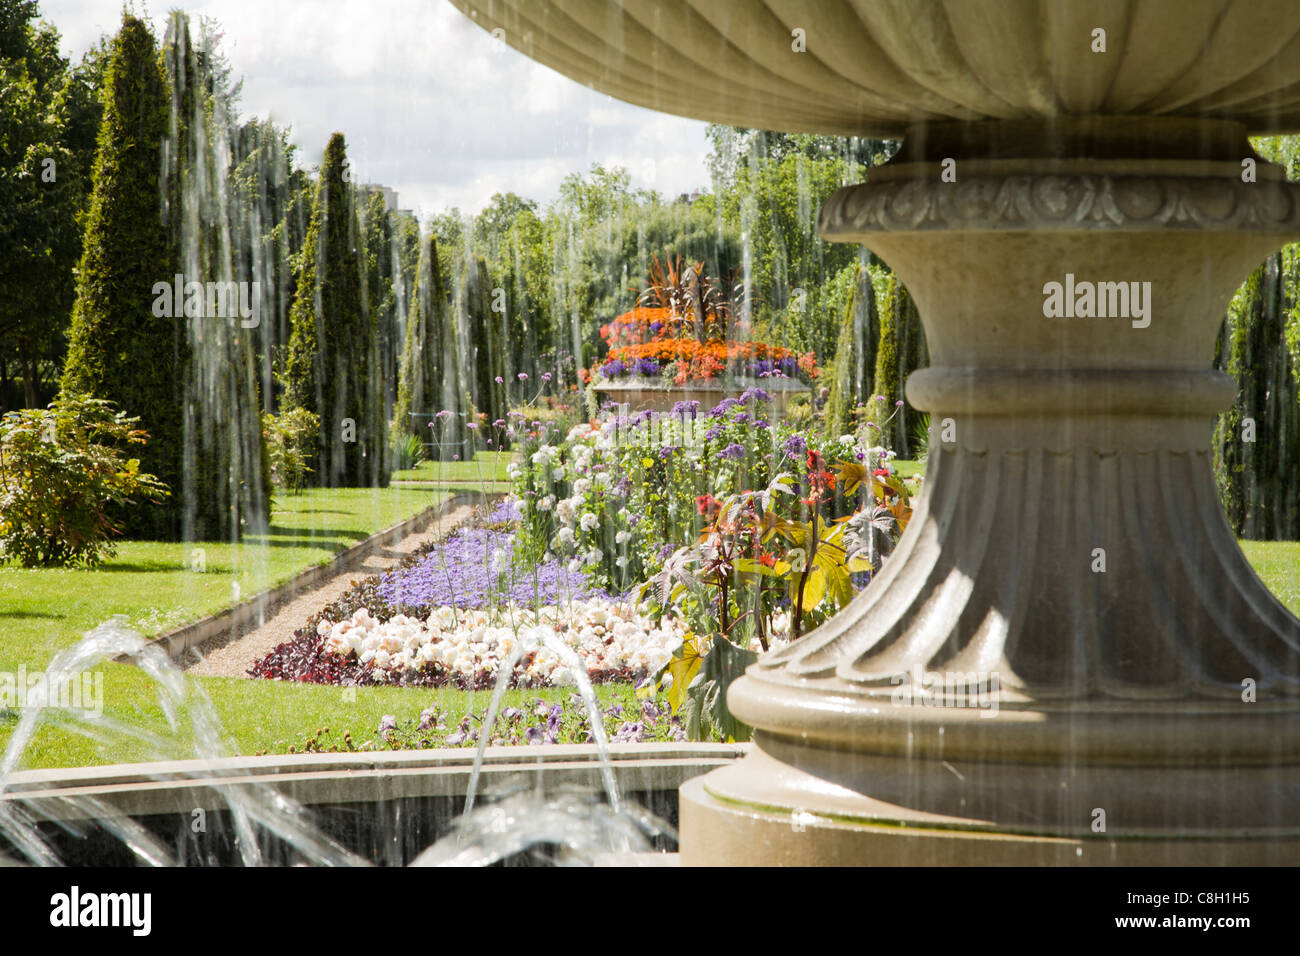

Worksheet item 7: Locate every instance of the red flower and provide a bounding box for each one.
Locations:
[758,551,776,568]
[872,467,891,477]
[696,494,720,517]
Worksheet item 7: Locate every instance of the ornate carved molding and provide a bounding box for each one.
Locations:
[743,444,1300,707]
[819,174,1300,235]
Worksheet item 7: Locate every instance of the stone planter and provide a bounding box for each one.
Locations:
[596,378,807,417]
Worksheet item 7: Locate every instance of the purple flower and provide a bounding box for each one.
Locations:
[494,376,503,384]
[734,413,749,424]
[418,707,438,730]
[542,372,552,382]
[710,398,741,418]
[641,700,661,720]
[518,372,529,381]
[378,714,397,737]
[502,707,522,721]
[704,426,722,442]
[671,399,700,418]
[720,443,744,461]
[547,703,563,733]
[466,422,479,430]
[740,386,773,405]
[524,726,544,745]
[782,434,807,461]
[436,409,454,420]
[606,704,624,718]
[754,419,769,429]
[658,446,678,460]
[445,730,468,746]
[612,721,644,743]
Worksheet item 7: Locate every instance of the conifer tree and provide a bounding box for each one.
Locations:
[60,14,182,538]
[284,133,377,486]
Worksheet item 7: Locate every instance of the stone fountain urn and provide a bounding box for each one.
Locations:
[455,0,1300,864]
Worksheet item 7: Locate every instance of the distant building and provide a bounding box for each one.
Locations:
[359,183,399,212]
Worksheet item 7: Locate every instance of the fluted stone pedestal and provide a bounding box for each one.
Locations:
[681,119,1300,865]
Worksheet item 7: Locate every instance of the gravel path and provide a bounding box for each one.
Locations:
[183,502,479,679]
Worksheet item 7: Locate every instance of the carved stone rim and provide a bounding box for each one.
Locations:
[819,172,1300,235]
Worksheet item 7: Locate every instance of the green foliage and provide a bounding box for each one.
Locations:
[59,14,181,539]
[676,632,756,743]
[0,1,103,409]
[262,407,319,494]
[390,432,427,472]
[824,261,876,437]
[872,273,902,447]
[457,255,507,430]
[1211,135,1300,540]
[284,133,382,486]
[0,394,168,567]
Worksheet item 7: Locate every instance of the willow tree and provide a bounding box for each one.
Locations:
[284,133,379,486]
[60,15,182,538]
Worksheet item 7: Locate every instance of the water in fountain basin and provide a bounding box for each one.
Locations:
[463,625,620,815]
[0,618,367,867]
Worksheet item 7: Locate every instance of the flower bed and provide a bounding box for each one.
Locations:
[249,502,691,691]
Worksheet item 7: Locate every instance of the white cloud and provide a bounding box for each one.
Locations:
[40,0,712,218]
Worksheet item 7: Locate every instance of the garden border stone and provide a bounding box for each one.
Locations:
[123,491,485,663]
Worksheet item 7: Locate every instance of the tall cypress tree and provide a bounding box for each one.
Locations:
[284,133,375,486]
[461,255,506,427]
[60,15,182,538]
[825,262,877,437]
[872,273,903,452]
[394,233,451,439]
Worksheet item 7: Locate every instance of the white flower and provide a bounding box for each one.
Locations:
[616,555,628,568]
[556,527,575,548]
[538,495,554,512]
[556,498,576,524]
[580,512,599,532]
[507,463,521,479]
[595,472,611,488]
[574,477,592,496]
[615,530,630,545]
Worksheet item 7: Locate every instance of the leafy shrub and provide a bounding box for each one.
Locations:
[0,394,169,567]
[262,407,319,493]
[391,432,428,471]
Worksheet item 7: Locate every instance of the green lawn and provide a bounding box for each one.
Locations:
[391,450,515,483]
[1238,541,1300,616]
[892,458,927,479]
[0,485,482,770]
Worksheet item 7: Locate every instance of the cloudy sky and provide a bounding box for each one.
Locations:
[41,0,713,219]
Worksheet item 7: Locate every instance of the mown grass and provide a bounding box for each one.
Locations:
[390,450,514,483]
[0,486,482,770]
[1238,541,1300,616]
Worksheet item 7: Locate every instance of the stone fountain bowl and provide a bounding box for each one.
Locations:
[451,0,1300,136]
[0,744,747,866]
[451,0,1300,865]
